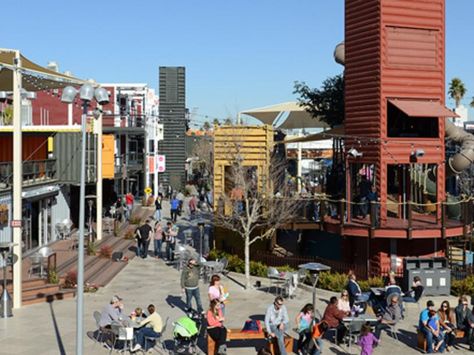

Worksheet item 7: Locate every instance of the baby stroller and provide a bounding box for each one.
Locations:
[172,311,202,354]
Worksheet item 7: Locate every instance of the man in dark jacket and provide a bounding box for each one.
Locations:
[136,220,152,259]
[180,258,203,313]
[322,296,348,344]
[455,295,474,350]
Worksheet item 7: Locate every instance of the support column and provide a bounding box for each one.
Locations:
[12,51,22,309]
[96,105,103,241]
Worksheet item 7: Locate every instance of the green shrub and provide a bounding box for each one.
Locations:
[129,215,142,225]
[317,272,348,292]
[249,260,268,277]
[452,275,474,296]
[47,268,59,284]
[359,276,384,292]
[86,241,97,256]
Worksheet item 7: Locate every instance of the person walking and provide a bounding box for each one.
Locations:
[154,194,162,221]
[125,192,134,220]
[206,299,227,354]
[170,195,180,222]
[135,220,152,259]
[265,296,289,355]
[153,221,163,259]
[164,221,178,261]
[357,323,379,355]
[181,258,203,313]
[189,195,198,218]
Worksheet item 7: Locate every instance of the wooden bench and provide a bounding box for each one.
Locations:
[207,328,293,355]
[417,328,465,352]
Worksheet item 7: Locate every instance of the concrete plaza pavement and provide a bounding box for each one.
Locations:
[1,252,472,354]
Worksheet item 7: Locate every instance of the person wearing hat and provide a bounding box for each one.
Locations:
[98,295,124,349]
[99,295,124,328]
[181,258,203,313]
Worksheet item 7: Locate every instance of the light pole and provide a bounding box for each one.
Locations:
[61,84,109,355]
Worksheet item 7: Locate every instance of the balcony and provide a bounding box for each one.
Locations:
[103,114,145,130]
[114,153,144,177]
[0,159,57,190]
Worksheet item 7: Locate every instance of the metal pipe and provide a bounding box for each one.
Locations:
[96,106,103,240]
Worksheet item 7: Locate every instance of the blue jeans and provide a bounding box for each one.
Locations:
[421,327,434,353]
[311,338,323,355]
[356,292,371,303]
[269,324,288,355]
[135,327,160,349]
[154,239,162,257]
[135,241,142,257]
[166,242,175,261]
[154,209,161,220]
[185,287,203,313]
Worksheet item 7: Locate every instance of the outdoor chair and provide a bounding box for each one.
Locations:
[27,254,43,279]
[143,316,169,353]
[93,311,106,345]
[267,267,285,295]
[219,257,229,275]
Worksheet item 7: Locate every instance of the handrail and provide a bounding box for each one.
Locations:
[0,159,56,187]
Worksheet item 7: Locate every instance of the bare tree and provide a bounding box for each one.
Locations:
[191,136,213,179]
[213,141,299,289]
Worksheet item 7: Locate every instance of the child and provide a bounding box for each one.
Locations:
[295,303,314,354]
[307,321,328,355]
[357,323,379,355]
[427,309,445,353]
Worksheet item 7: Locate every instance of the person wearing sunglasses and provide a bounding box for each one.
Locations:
[438,300,456,352]
[265,296,289,355]
[338,291,351,313]
[455,295,474,350]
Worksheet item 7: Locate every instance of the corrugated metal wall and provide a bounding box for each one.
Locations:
[0,194,12,243]
[345,0,446,221]
[158,67,187,191]
[54,132,97,184]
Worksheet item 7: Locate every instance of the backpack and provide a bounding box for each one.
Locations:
[241,319,262,333]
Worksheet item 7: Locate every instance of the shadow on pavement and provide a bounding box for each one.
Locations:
[47,297,66,355]
[166,295,188,313]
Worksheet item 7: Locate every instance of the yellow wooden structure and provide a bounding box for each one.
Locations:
[213,125,274,210]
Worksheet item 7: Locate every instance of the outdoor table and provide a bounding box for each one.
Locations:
[343,314,379,353]
[298,262,331,314]
[111,319,142,353]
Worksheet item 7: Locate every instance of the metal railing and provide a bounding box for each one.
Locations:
[0,159,56,188]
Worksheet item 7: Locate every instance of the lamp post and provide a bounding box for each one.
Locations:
[61,84,109,355]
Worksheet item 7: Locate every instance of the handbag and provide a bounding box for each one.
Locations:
[241,319,263,333]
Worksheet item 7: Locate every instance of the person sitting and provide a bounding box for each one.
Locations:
[307,321,328,355]
[347,273,371,308]
[455,295,474,350]
[438,300,456,353]
[337,290,351,313]
[208,274,228,314]
[419,300,444,354]
[322,296,349,345]
[295,303,314,354]
[265,296,289,355]
[427,308,445,353]
[98,295,124,348]
[402,276,424,303]
[131,307,146,322]
[384,277,402,297]
[207,299,227,355]
[131,304,163,352]
[374,294,402,339]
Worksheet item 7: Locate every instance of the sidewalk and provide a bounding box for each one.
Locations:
[0,202,472,354]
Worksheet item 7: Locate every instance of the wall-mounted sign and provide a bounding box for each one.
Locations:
[156,155,166,173]
[10,220,22,228]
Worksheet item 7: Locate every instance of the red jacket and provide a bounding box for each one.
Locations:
[322,304,346,328]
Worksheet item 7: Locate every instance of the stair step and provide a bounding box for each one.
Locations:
[22,289,76,306]
[21,284,61,299]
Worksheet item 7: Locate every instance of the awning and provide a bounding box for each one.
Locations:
[22,185,60,201]
[0,48,86,91]
[241,101,329,129]
[388,99,459,118]
[281,126,345,144]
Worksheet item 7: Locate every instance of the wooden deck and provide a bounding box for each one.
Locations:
[0,205,154,305]
[282,213,467,239]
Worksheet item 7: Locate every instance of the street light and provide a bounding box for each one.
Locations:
[61,84,109,355]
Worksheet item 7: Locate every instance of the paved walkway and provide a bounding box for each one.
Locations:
[1,201,472,354]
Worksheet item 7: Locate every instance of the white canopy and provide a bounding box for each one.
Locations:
[241,101,328,129]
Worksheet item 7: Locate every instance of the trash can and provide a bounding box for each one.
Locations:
[404,257,450,296]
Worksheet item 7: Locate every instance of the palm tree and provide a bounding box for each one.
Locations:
[202,121,211,131]
[448,77,467,108]
[212,118,220,126]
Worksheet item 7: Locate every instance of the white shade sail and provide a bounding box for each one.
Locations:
[241,101,328,129]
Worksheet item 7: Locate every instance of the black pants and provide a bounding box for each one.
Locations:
[297,330,311,351]
[444,331,455,347]
[329,323,346,344]
[208,326,227,354]
[171,209,178,222]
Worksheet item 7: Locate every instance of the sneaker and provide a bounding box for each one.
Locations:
[102,342,112,350]
[131,343,142,352]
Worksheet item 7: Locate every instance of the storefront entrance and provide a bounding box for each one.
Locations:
[22,198,53,253]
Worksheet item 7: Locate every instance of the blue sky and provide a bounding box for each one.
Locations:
[1,0,474,126]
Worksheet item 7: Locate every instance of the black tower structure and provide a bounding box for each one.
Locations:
[159,67,187,191]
